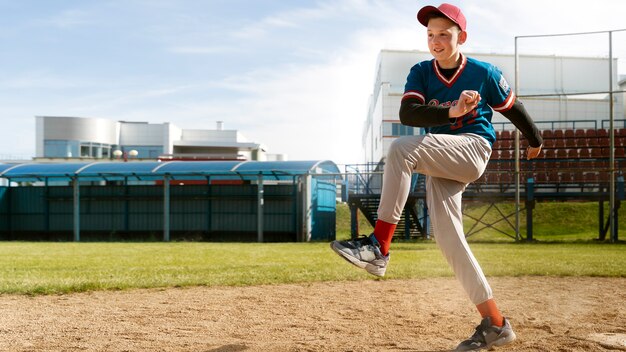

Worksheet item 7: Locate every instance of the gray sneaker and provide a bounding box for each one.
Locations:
[330,234,389,277]
[456,317,516,351]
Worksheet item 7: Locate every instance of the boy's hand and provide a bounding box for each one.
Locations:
[450,90,480,118]
[526,145,542,160]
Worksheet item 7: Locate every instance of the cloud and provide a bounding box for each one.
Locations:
[32,9,96,29]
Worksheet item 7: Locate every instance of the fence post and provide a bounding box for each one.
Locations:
[72,177,80,242]
[526,177,535,241]
[257,173,264,243]
[163,174,170,242]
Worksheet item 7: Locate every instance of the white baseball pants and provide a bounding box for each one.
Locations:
[378,133,493,305]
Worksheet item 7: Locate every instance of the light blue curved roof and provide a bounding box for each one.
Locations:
[0,160,341,182]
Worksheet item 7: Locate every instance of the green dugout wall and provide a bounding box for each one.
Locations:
[0,160,340,242]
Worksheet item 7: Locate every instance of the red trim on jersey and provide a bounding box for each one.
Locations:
[433,53,467,88]
[401,90,425,103]
[492,91,516,112]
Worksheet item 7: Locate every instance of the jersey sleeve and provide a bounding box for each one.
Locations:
[485,66,516,113]
[402,63,427,104]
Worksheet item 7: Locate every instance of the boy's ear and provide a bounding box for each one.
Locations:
[458,30,467,45]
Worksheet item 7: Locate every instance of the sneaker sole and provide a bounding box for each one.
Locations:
[329,242,386,277]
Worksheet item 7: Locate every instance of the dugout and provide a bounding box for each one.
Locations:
[0,160,340,242]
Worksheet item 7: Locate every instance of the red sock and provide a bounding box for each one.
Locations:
[476,299,504,327]
[373,220,396,256]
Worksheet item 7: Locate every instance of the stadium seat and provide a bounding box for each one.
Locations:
[576,138,588,148]
[575,129,586,138]
[585,129,597,138]
[587,138,599,147]
[555,139,565,148]
[543,139,556,148]
[591,148,603,158]
[534,172,547,183]
[617,147,625,158]
[567,149,579,158]
[565,138,577,148]
[560,172,574,184]
[584,172,598,183]
[486,172,499,184]
[597,129,608,138]
[500,139,512,149]
[547,171,560,183]
[579,148,591,158]
[544,149,556,159]
[500,130,512,139]
[564,129,575,138]
[541,130,553,139]
[553,129,564,139]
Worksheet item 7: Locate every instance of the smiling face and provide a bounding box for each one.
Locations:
[426,16,467,69]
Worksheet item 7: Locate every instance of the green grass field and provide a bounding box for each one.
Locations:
[0,201,624,295]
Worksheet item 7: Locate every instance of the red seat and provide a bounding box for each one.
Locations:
[560,172,574,183]
[591,148,603,158]
[584,172,598,183]
[555,139,565,148]
[564,129,575,138]
[586,129,597,138]
[544,149,556,159]
[579,148,591,158]
[500,130,512,139]
[543,139,556,148]
[597,129,608,138]
[587,138,599,147]
[567,149,579,158]
[565,138,577,148]
[542,130,553,139]
[575,129,587,138]
[547,171,560,183]
[553,129,564,139]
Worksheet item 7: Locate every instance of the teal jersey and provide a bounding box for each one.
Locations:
[402,54,515,146]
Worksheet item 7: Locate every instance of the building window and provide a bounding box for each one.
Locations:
[391,123,415,136]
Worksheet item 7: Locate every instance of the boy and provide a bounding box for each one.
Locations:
[331,3,543,351]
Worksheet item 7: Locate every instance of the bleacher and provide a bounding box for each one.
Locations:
[473,127,626,191]
[346,122,625,241]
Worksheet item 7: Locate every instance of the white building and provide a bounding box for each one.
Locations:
[35,116,282,161]
[363,49,624,165]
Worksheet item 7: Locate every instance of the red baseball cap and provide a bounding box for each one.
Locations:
[417,3,466,31]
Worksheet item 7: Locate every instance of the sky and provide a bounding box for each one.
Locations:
[1,0,625,165]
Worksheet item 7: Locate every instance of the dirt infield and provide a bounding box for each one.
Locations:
[1,277,624,351]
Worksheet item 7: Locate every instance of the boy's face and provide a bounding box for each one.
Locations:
[426,17,467,67]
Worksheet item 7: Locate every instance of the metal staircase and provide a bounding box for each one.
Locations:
[344,164,429,239]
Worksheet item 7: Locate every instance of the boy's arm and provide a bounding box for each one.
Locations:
[399,99,453,127]
[501,99,543,159]
[501,99,543,147]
